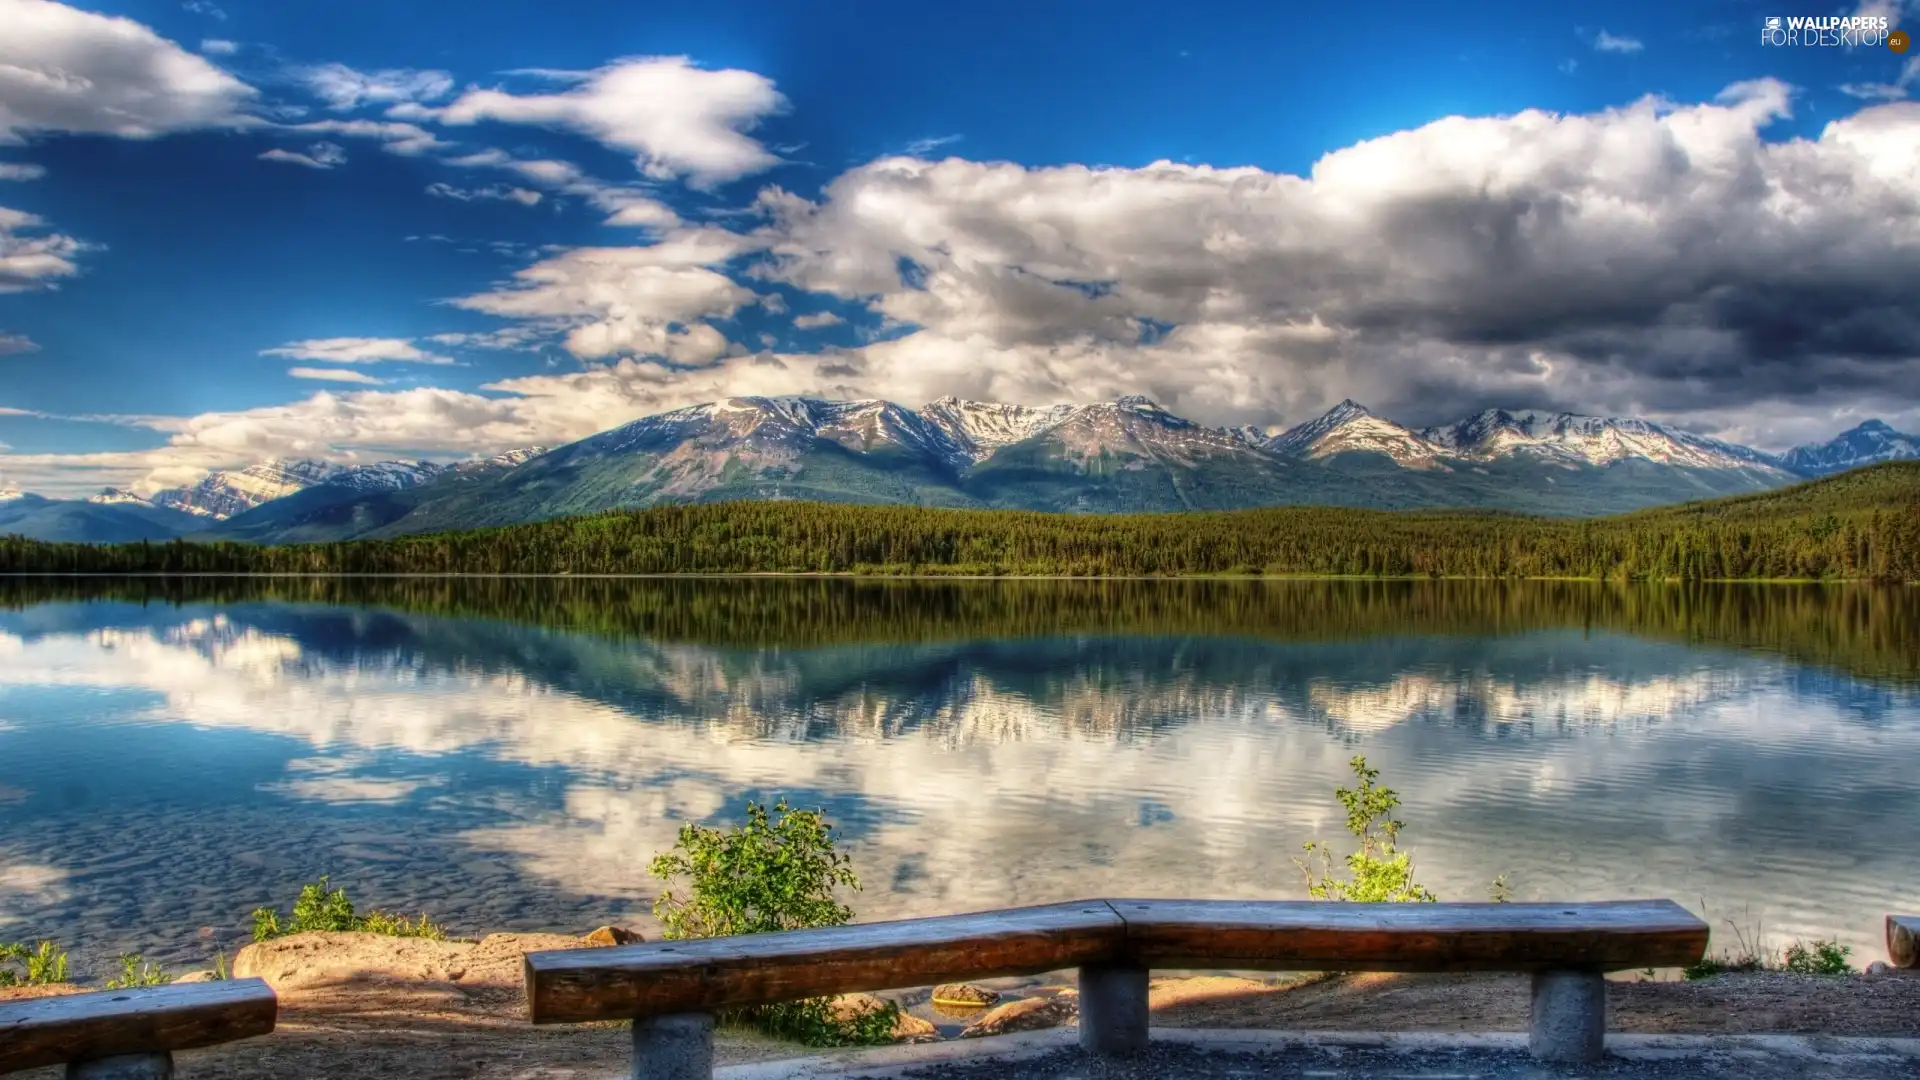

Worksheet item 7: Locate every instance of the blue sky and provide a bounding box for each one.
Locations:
[1,0,1917,495]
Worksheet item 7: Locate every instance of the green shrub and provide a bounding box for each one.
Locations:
[1781,939,1852,975]
[105,954,171,989]
[0,940,69,986]
[251,877,447,942]
[1296,756,1438,903]
[649,798,897,1047]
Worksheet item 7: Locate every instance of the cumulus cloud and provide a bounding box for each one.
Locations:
[260,337,456,365]
[1593,30,1644,53]
[257,141,346,169]
[0,0,256,143]
[0,204,86,292]
[439,149,680,228]
[434,56,787,187]
[448,227,763,363]
[287,367,383,384]
[792,311,844,329]
[296,63,455,112]
[0,331,39,355]
[199,38,238,56]
[0,163,44,181]
[424,181,542,206]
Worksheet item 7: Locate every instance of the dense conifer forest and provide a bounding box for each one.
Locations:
[2,462,1916,582]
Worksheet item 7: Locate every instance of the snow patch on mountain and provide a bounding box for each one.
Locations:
[1267,400,1447,468]
[86,488,152,506]
[1418,410,1786,472]
[917,397,1081,464]
[1781,420,1920,476]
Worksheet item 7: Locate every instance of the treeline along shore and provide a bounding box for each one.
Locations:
[3,462,1918,581]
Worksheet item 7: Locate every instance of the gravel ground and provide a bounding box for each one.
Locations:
[886,1041,1920,1080]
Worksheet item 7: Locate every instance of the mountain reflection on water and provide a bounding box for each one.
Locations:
[0,577,1916,976]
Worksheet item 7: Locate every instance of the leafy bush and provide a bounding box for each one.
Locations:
[1296,756,1438,903]
[1782,939,1852,975]
[649,798,898,1047]
[0,940,69,986]
[105,954,171,989]
[251,877,447,942]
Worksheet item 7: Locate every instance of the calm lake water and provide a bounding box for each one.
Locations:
[1,577,1917,978]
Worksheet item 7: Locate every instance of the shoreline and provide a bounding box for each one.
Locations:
[0,571,1903,584]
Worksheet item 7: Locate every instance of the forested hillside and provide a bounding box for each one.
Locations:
[3,462,1916,582]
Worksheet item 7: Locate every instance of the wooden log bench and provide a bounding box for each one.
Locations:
[0,979,276,1078]
[524,898,1706,1077]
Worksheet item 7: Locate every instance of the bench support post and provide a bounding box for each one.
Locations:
[1077,961,1149,1056]
[632,1011,714,1080]
[67,1053,174,1080]
[1528,968,1605,1063]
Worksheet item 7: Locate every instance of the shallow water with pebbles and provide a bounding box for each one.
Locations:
[1,577,1917,982]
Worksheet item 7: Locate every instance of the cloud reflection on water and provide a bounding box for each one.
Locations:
[0,598,1915,971]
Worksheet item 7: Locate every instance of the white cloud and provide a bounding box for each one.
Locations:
[1593,30,1644,53]
[278,118,449,156]
[792,311,844,329]
[295,62,454,112]
[434,56,787,187]
[260,337,456,365]
[424,181,542,206]
[0,163,44,181]
[0,0,256,143]
[448,227,762,363]
[199,38,237,56]
[440,149,680,228]
[904,134,963,156]
[257,141,347,169]
[181,0,224,18]
[1839,55,1920,101]
[0,331,39,355]
[287,367,384,384]
[0,203,86,293]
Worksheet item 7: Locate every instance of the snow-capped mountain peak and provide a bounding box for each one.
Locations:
[85,488,152,506]
[918,397,1081,463]
[1418,409,1783,472]
[1266,400,1447,467]
[1781,419,1920,476]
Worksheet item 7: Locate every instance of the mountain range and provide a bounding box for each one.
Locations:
[2,397,1915,544]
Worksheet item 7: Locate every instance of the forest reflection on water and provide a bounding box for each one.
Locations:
[0,576,1916,976]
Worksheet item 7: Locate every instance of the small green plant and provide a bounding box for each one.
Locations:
[105,954,171,989]
[1781,939,1852,975]
[251,877,447,942]
[1296,757,1437,903]
[0,940,69,986]
[212,952,230,981]
[1488,875,1512,903]
[1681,907,1774,979]
[649,798,895,1047]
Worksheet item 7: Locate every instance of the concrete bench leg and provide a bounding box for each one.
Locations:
[68,1054,173,1080]
[1528,968,1605,1063]
[1078,961,1150,1056]
[633,1011,715,1080]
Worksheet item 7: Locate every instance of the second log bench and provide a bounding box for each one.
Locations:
[0,978,277,1078]
[524,897,1707,1077]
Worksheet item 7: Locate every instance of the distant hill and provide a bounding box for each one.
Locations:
[6,461,1916,582]
[0,490,206,543]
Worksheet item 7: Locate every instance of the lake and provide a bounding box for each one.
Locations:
[1,576,1917,978]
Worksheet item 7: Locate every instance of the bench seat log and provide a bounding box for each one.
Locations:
[0,979,277,1077]
[524,901,1125,1025]
[1890,915,1919,969]
[1109,899,1708,972]
[524,897,1708,1071]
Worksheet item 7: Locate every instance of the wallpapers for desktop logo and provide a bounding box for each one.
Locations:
[1760,14,1905,50]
